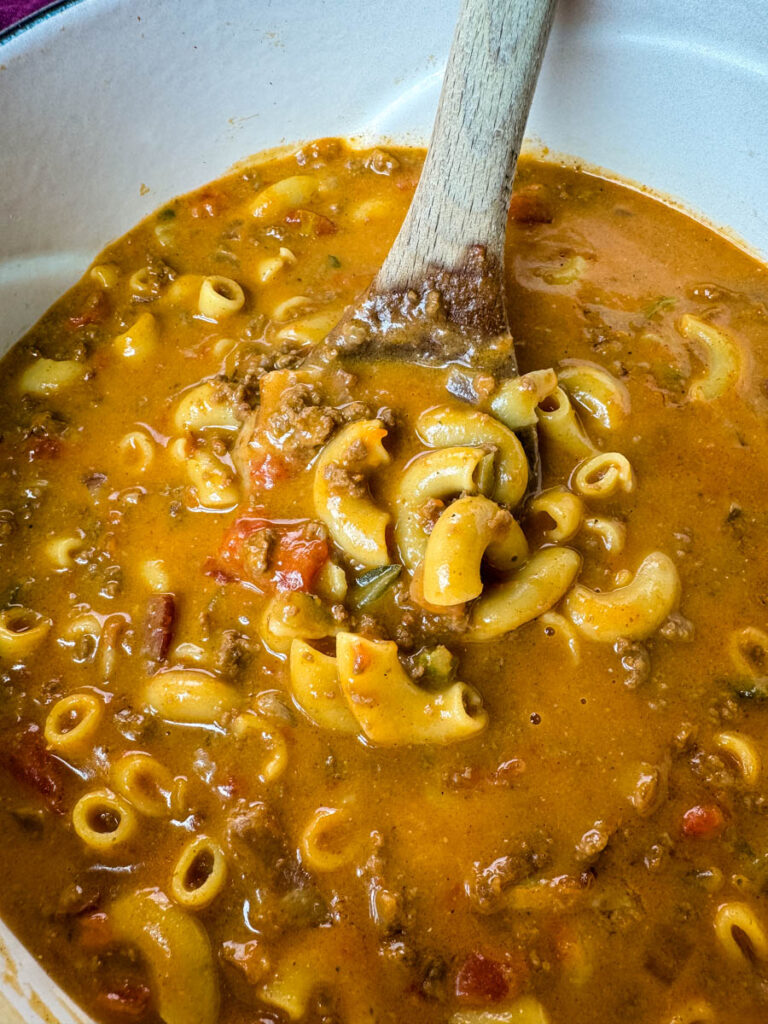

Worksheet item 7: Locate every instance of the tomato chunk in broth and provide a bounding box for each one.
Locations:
[0,137,767,1024]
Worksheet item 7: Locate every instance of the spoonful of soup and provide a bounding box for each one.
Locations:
[323,0,557,473]
[239,0,558,492]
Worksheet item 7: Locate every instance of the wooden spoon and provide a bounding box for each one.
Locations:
[311,0,558,480]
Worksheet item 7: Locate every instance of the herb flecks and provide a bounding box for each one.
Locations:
[643,296,676,320]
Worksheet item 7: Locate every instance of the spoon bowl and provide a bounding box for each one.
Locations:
[309,0,558,486]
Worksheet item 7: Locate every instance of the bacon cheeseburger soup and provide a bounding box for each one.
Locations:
[0,139,767,1024]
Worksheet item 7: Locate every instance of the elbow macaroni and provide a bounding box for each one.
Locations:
[713,730,762,788]
[678,314,743,401]
[231,711,289,783]
[171,835,228,909]
[174,382,240,434]
[164,273,204,307]
[527,486,583,543]
[581,515,627,554]
[90,262,119,288]
[564,550,681,642]
[540,610,582,663]
[19,357,85,395]
[417,405,528,508]
[170,437,239,509]
[45,533,84,569]
[128,266,153,296]
[289,639,359,733]
[0,606,51,660]
[299,804,357,872]
[262,592,340,654]
[198,276,245,320]
[394,444,495,571]
[109,888,219,1024]
[729,626,768,683]
[421,495,528,606]
[44,692,103,757]
[450,996,551,1024]
[488,368,559,430]
[558,361,630,432]
[111,752,175,817]
[113,312,160,361]
[536,386,597,460]
[72,788,138,851]
[270,295,314,323]
[118,430,156,473]
[335,633,487,745]
[259,937,323,1021]
[276,308,342,345]
[256,245,297,283]
[250,174,319,220]
[544,253,588,286]
[466,547,582,643]
[60,610,102,662]
[260,932,385,1022]
[314,419,391,567]
[714,901,768,964]
[572,452,635,499]
[144,669,239,725]
[140,559,172,592]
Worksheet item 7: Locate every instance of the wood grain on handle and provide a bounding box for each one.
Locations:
[375,0,557,292]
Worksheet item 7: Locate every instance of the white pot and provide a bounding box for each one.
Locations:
[0,1,766,1020]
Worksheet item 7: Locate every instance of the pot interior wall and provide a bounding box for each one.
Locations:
[0,0,767,1020]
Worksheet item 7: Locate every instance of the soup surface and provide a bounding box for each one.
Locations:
[1,139,768,1024]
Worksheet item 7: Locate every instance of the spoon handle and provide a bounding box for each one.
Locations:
[375,0,557,293]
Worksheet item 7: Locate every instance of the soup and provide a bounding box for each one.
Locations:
[0,138,767,1024]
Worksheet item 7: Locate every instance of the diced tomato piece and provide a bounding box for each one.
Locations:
[455,953,509,1004]
[94,980,151,1019]
[249,452,290,492]
[143,593,176,664]
[67,290,110,329]
[272,529,329,592]
[0,723,66,813]
[681,803,725,839]
[221,938,269,985]
[215,516,328,593]
[202,560,235,585]
[188,188,225,218]
[24,434,64,461]
[78,911,113,952]
[217,516,271,572]
[352,642,371,675]
[284,208,337,236]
